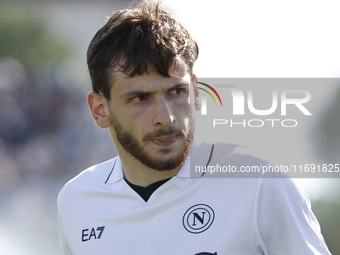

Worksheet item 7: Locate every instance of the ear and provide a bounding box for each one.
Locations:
[87,92,112,128]
[191,73,199,98]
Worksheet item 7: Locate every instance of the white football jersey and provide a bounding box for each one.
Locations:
[58,143,331,255]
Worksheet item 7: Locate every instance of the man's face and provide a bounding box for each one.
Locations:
[107,65,195,171]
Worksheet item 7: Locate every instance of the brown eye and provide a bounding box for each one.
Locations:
[132,95,148,102]
[169,88,184,95]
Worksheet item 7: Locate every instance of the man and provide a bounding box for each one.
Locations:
[57,1,331,254]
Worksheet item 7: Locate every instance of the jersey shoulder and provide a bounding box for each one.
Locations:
[197,142,272,178]
[57,157,117,206]
[212,142,269,164]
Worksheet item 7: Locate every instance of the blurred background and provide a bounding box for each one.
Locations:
[0,0,339,254]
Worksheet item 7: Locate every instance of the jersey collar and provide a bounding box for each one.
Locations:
[105,154,191,185]
[104,142,213,184]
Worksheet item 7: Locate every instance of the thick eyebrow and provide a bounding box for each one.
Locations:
[166,81,190,92]
[123,81,189,98]
[123,90,152,98]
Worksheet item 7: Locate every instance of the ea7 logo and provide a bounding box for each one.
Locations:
[82,226,105,242]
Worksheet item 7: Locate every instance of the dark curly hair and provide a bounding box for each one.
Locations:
[86,0,199,99]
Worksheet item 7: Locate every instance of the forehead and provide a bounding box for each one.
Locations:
[109,61,191,96]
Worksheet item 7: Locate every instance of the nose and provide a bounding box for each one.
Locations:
[152,97,175,128]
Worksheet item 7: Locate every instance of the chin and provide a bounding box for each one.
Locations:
[145,144,189,171]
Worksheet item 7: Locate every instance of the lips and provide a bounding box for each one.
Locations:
[150,135,178,146]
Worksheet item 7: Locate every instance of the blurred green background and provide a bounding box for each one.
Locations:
[0,1,339,254]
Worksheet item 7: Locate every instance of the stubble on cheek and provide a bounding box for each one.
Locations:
[109,108,195,171]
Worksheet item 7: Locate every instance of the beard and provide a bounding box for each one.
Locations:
[110,111,195,171]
